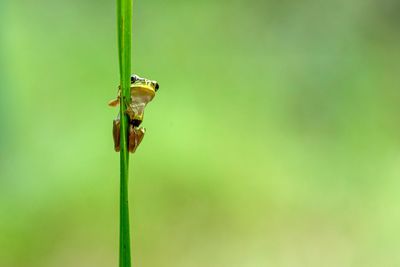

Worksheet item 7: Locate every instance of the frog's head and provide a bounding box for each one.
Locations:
[131,74,159,91]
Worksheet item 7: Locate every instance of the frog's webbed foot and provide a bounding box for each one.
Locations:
[108,88,121,107]
[128,125,145,153]
[113,117,121,152]
[108,98,120,107]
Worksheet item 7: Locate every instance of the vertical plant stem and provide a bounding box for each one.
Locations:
[117,0,132,266]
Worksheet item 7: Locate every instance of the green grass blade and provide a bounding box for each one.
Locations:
[116,0,132,266]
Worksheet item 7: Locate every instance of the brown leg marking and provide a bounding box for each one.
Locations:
[128,125,145,153]
[113,119,121,152]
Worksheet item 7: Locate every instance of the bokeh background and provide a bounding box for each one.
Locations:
[1,0,400,266]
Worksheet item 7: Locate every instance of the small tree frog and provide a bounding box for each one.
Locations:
[109,74,159,153]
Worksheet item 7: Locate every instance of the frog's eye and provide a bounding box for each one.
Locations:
[155,82,159,91]
[131,74,143,84]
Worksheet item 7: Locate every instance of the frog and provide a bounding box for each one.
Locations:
[109,74,159,153]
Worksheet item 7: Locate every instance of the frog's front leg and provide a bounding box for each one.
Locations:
[128,125,145,153]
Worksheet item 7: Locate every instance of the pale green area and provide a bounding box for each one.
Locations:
[1,0,400,266]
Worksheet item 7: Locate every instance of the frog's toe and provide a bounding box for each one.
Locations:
[108,98,120,107]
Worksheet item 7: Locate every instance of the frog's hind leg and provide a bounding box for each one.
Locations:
[113,115,121,152]
[128,125,145,153]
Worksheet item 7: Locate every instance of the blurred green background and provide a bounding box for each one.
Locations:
[1,0,400,266]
